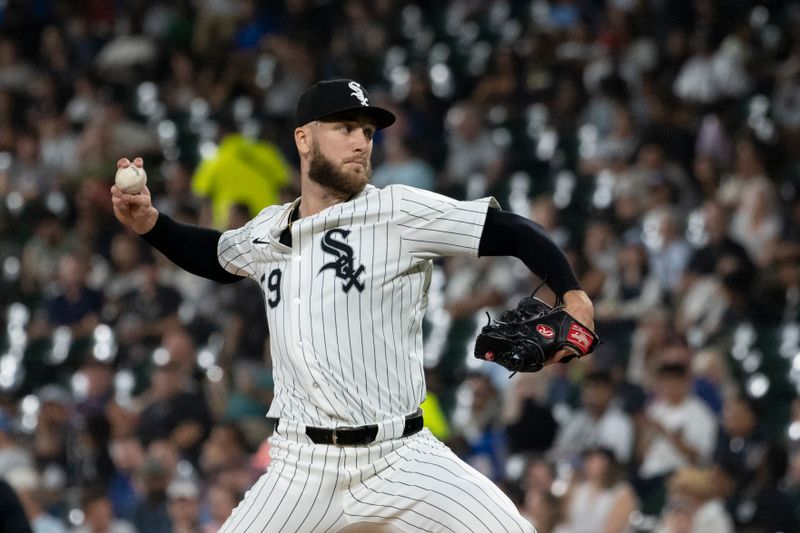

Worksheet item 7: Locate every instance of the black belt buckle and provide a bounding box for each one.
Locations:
[304,409,423,446]
[327,424,377,446]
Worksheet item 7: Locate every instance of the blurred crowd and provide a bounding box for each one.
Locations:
[1,0,800,532]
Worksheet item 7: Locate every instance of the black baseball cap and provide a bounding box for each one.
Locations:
[295,79,396,130]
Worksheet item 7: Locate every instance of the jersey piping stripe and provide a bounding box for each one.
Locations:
[400,237,476,250]
[396,223,482,238]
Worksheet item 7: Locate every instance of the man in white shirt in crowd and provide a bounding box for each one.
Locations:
[550,370,634,466]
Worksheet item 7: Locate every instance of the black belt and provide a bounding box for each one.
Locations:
[273,409,424,446]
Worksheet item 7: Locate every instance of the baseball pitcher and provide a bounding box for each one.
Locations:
[111,79,597,532]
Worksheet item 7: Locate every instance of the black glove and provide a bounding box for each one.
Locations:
[474,295,599,373]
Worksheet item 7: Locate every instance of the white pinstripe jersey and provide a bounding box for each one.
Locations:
[218,184,498,427]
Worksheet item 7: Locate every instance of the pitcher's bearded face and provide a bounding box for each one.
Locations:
[305,115,376,196]
[308,140,372,197]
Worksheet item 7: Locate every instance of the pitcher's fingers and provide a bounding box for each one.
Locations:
[111,194,129,210]
[133,157,143,167]
[125,193,151,208]
[117,158,131,169]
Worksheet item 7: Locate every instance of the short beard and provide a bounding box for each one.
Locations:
[307,143,371,198]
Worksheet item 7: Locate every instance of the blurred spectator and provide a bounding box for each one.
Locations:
[129,456,171,533]
[644,207,692,296]
[261,35,315,121]
[581,219,619,283]
[37,113,80,177]
[192,0,239,57]
[107,436,144,520]
[33,385,72,472]
[136,358,212,465]
[0,36,35,92]
[64,75,100,127]
[529,196,571,250]
[521,489,562,533]
[635,362,717,513]
[655,467,733,533]
[550,370,634,466]
[471,46,521,105]
[398,70,448,169]
[371,135,435,190]
[503,372,558,456]
[73,486,136,533]
[0,409,33,477]
[581,104,638,177]
[729,174,782,268]
[518,457,560,532]
[629,141,695,211]
[683,200,755,285]
[220,362,273,445]
[595,241,663,326]
[673,31,749,105]
[713,395,767,492]
[201,482,238,533]
[5,466,64,533]
[558,447,638,533]
[35,253,102,341]
[442,101,506,199]
[450,373,506,481]
[191,132,290,229]
[20,213,79,297]
[151,162,203,220]
[103,232,147,314]
[165,478,201,533]
[9,131,56,201]
[717,136,769,209]
[199,422,251,481]
[716,443,798,532]
[694,114,732,174]
[157,327,203,389]
[114,263,182,352]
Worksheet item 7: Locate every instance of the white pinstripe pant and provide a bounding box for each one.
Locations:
[220,426,535,532]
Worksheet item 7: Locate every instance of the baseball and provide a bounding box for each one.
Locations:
[115,165,147,194]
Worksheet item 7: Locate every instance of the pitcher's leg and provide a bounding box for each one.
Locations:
[220,438,345,533]
[344,430,535,533]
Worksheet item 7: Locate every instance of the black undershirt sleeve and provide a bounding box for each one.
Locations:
[478,207,581,298]
[140,213,243,284]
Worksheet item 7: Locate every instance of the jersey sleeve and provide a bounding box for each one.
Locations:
[217,207,275,279]
[394,186,500,259]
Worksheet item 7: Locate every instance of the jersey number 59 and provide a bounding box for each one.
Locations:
[266,268,282,308]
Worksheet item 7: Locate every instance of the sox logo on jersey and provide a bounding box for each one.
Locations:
[318,228,365,292]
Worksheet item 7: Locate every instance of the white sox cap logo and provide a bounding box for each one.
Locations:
[348,81,369,106]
